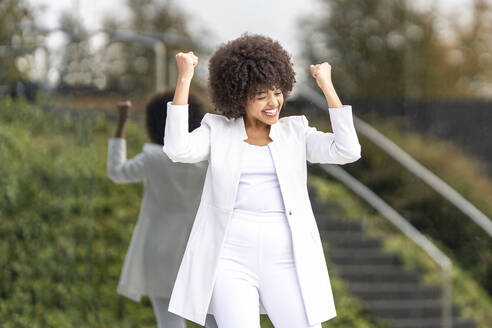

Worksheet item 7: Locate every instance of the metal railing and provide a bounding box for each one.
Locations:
[296,84,492,239]
[6,23,211,92]
[295,83,491,327]
[319,164,453,328]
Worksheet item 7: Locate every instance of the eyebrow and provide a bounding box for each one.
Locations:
[255,87,281,94]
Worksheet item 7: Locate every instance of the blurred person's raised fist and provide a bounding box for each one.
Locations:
[117,100,132,122]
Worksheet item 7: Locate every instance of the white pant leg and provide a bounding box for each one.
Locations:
[210,213,261,328]
[258,215,322,328]
[150,296,186,328]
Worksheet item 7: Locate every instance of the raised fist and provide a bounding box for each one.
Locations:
[175,51,198,81]
[116,100,132,121]
[310,62,332,89]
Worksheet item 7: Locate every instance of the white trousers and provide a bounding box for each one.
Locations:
[151,296,218,328]
[210,210,322,328]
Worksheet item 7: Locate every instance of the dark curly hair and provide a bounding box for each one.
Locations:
[208,33,296,119]
[146,88,205,145]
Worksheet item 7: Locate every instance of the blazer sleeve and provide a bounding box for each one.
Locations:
[303,105,362,164]
[106,138,146,183]
[163,101,211,163]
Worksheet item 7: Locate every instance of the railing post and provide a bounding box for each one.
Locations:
[153,41,166,91]
[442,263,453,328]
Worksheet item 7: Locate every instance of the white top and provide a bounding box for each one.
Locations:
[233,142,285,214]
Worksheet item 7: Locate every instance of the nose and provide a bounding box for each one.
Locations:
[268,91,279,106]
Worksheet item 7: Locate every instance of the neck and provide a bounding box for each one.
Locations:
[244,114,270,131]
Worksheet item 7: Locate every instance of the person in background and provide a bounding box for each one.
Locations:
[106,89,218,328]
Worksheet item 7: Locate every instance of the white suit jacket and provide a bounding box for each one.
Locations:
[163,101,362,326]
[106,138,206,301]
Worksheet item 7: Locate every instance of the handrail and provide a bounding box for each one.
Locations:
[296,84,492,239]
[319,164,452,328]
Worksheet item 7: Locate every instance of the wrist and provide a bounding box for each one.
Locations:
[319,80,335,94]
[177,75,193,85]
[115,126,126,138]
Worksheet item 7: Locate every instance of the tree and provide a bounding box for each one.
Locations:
[298,0,471,100]
[448,0,492,98]
[0,0,34,85]
[101,0,202,97]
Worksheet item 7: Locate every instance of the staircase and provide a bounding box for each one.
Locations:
[315,216,477,328]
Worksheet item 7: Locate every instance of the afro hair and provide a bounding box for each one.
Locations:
[208,33,296,119]
[146,88,205,145]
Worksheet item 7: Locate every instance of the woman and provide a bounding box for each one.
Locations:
[164,33,362,328]
[106,90,218,328]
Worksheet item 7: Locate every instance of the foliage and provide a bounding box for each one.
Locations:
[0,0,34,84]
[299,0,492,99]
[101,0,206,98]
[0,96,155,327]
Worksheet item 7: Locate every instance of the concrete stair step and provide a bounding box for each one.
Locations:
[368,299,459,318]
[320,230,381,248]
[336,265,420,283]
[316,219,363,232]
[386,317,476,328]
[348,282,440,300]
[328,248,401,265]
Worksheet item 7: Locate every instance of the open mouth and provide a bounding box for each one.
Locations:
[262,107,279,118]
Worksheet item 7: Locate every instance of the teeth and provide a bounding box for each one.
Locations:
[264,108,277,115]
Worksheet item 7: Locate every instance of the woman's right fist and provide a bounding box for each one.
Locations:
[175,51,198,81]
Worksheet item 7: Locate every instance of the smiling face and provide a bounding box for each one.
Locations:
[244,86,284,126]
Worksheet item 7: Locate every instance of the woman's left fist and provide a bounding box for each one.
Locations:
[310,62,332,89]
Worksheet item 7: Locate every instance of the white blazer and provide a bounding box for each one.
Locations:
[163,101,362,326]
[106,138,206,302]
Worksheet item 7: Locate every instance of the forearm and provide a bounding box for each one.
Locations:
[320,82,343,108]
[107,138,145,183]
[172,77,192,105]
[114,120,127,138]
[163,102,210,163]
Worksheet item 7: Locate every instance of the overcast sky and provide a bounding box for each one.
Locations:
[26,0,472,54]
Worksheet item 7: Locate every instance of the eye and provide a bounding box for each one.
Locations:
[275,91,282,96]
